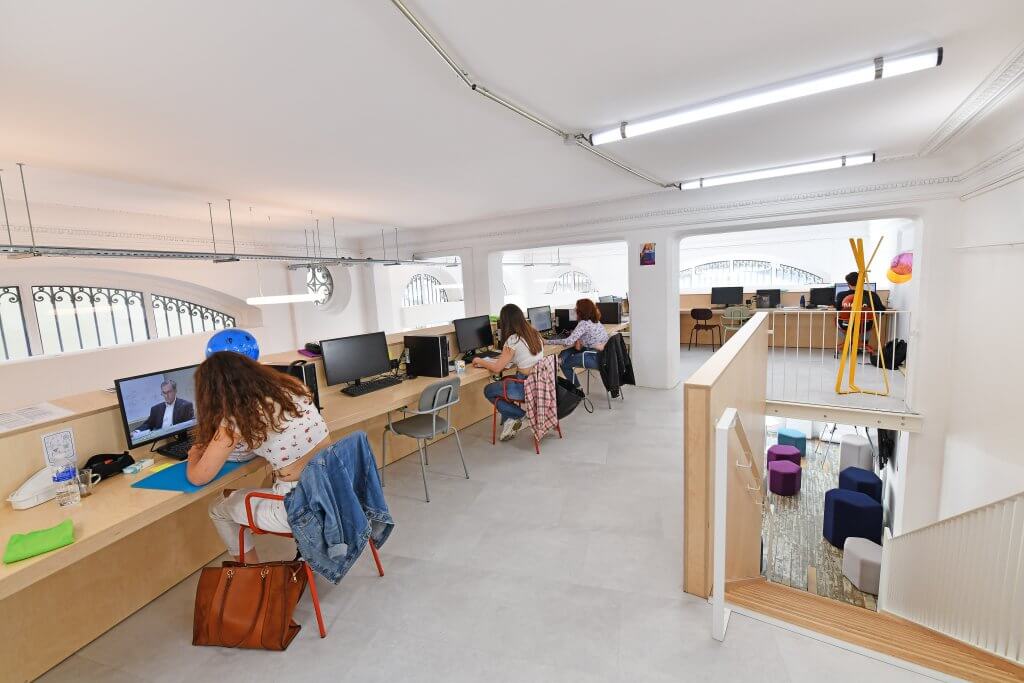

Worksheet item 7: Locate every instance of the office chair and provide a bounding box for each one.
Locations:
[240,491,385,638]
[689,308,722,351]
[490,355,563,454]
[382,377,469,503]
[579,349,622,411]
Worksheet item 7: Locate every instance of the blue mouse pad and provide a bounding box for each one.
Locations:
[131,460,244,493]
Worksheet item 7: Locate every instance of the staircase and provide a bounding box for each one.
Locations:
[880,491,1024,669]
[727,578,1024,682]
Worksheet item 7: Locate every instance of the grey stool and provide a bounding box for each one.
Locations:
[382,377,469,503]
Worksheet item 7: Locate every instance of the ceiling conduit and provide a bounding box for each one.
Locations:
[388,0,680,190]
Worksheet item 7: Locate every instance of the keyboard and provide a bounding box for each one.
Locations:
[156,436,195,461]
[342,375,403,397]
[463,349,500,361]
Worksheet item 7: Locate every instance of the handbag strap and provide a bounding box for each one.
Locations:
[214,566,271,648]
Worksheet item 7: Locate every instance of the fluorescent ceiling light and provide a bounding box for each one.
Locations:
[683,153,875,190]
[246,293,318,305]
[591,48,941,145]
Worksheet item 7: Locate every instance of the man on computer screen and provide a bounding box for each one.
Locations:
[136,379,194,433]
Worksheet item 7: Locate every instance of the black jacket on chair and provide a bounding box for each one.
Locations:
[598,334,635,397]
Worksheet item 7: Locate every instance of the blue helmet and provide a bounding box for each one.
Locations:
[205,328,260,360]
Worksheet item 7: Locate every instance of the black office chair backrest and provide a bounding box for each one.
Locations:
[418,377,460,413]
[691,308,714,322]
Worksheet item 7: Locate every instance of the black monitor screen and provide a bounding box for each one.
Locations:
[321,331,392,385]
[453,315,494,353]
[115,364,199,449]
[597,301,622,324]
[710,287,744,305]
[756,289,781,308]
[809,286,836,306]
[527,306,553,332]
[835,282,877,299]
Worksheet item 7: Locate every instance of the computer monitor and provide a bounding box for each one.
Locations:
[527,306,553,333]
[809,286,836,307]
[320,331,392,386]
[835,282,877,299]
[115,364,199,449]
[755,289,781,309]
[453,315,494,354]
[597,301,622,324]
[710,286,744,306]
[554,308,578,332]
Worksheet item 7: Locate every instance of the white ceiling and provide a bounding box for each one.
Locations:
[1,0,1022,235]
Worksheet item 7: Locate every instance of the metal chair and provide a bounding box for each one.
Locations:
[689,308,722,350]
[579,349,624,410]
[240,491,385,639]
[382,377,469,503]
[721,305,751,340]
[490,355,563,454]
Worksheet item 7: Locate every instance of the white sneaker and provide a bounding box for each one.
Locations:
[499,418,523,442]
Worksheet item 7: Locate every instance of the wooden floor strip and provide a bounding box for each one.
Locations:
[726,579,1024,682]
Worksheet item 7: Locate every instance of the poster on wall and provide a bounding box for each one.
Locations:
[639,242,656,266]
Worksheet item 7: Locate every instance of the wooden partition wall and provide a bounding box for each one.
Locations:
[683,313,769,598]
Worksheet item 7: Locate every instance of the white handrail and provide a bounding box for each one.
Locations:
[879,491,1024,664]
[712,407,738,641]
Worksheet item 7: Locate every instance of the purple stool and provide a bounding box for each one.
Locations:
[768,460,801,496]
[767,444,801,466]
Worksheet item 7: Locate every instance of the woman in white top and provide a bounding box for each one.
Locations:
[475,304,544,442]
[186,351,329,563]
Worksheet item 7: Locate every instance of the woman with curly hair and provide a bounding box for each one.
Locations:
[187,351,328,563]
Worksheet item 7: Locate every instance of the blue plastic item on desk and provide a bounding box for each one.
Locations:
[130,460,245,493]
[206,328,260,360]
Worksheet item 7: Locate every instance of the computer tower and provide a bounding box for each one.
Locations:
[404,335,450,378]
[268,361,322,410]
[597,301,622,324]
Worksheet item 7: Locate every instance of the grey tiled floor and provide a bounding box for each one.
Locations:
[40,358,934,682]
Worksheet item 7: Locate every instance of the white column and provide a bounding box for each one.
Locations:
[627,230,680,388]
[465,248,503,317]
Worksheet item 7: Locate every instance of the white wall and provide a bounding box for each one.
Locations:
[367,261,466,334]
[503,242,628,311]
[938,178,1024,518]
[289,264,375,345]
[0,257,296,409]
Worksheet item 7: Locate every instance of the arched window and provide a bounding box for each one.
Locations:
[33,285,149,355]
[548,271,594,295]
[0,285,31,361]
[679,260,824,288]
[152,295,236,339]
[402,274,449,307]
[306,266,334,306]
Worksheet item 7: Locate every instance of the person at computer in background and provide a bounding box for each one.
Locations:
[835,271,887,353]
[133,379,194,435]
[547,298,609,388]
[185,352,329,564]
[475,304,544,443]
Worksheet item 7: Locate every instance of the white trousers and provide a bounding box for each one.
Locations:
[208,480,296,555]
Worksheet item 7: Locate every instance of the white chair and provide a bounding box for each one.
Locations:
[842,537,882,594]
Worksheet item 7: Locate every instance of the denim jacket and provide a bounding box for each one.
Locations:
[284,431,394,583]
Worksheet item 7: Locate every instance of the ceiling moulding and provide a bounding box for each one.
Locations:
[919,40,1024,155]
[958,135,1024,179]
[370,173,962,253]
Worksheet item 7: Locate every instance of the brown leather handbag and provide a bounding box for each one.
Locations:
[193,560,307,650]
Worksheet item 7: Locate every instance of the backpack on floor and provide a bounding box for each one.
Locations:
[870,339,907,369]
[556,377,587,418]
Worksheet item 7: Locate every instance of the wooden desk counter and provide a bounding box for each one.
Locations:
[0,456,268,682]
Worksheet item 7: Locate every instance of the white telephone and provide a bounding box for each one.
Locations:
[7,467,58,510]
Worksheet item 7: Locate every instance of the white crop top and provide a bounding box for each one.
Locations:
[229,395,329,470]
[504,334,543,370]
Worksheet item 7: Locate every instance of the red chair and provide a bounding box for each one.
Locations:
[241,491,385,639]
[489,375,562,455]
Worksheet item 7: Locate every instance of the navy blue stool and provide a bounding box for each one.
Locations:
[839,466,883,503]
[823,488,882,548]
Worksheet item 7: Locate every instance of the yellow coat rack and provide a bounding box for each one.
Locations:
[835,238,890,397]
